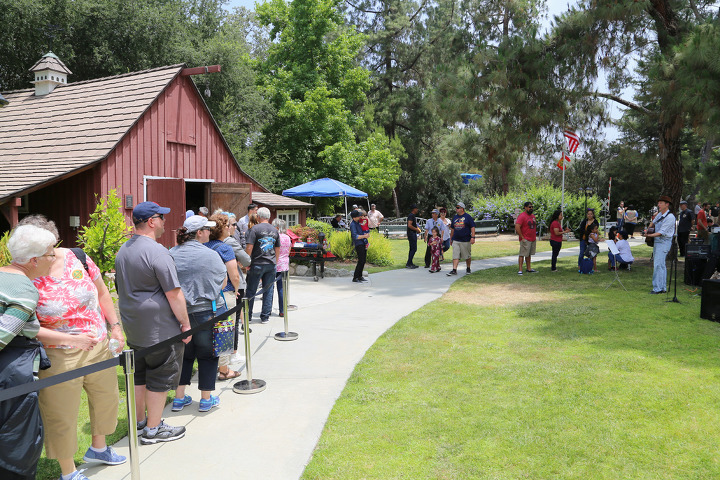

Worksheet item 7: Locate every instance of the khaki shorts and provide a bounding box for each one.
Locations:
[519,239,537,257]
[38,337,119,459]
[452,241,472,260]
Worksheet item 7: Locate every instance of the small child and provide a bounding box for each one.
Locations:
[587,224,601,272]
[428,227,443,272]
[360,211,370,249]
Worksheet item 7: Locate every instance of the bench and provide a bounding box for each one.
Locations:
[380,217,427,238]
[474,219,500,236]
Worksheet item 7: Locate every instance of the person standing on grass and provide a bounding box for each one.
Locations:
[367,204,384,231]
[577,208,599,268]
[677,200,693,257]
[350,210,370,282]
[548,209,571,272]
[245,207,280,324]
[406,205,421,269]
[114,201,191,445]
[644,195,676,294]
[424,209,448,268]
[447,202,476,276]
[696,202,710,243]
[515,202,538,275]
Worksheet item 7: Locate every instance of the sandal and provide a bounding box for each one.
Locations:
[218,369,241,381]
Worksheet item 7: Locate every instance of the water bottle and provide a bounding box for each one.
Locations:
[108,338,122,357]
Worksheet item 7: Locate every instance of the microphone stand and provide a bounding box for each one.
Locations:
[667,222,680,303]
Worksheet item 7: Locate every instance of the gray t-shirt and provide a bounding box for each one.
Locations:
[246,223,280,265]
[170,240,227,314]
[115,235,181,348]
[224,236,251,290]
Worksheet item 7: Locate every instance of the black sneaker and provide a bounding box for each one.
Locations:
[358,277,368,282]
[261,317,270,324]
[140,420,186,445]
[466,267,471,274]
[446,269,457,276]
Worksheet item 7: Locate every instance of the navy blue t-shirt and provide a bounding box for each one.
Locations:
[451,213,475,242]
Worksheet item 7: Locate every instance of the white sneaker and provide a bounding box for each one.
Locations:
[230,353,245,364]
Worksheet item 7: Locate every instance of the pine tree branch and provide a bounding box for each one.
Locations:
[594,92,654,116]
[687,0,705,22]
[344,0,384,14]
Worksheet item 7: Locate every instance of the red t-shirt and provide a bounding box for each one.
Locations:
[697,209,708,230]
[516,212,537,242]
[549,220,563,242]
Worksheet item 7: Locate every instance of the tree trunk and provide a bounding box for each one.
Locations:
[658,113,684,209]
[392,187,400,217]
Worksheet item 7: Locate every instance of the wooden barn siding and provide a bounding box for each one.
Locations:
[99,75,262,225]
[27,167,99,247]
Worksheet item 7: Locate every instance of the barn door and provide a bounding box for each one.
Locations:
[146,178,185,248]
[209,183,252,218]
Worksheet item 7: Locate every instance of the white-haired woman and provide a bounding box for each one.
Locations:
[271,218,291,316]
[19,214,125,480]
[0,225,56,480]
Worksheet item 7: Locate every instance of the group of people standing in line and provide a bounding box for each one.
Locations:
[0,201,292,480]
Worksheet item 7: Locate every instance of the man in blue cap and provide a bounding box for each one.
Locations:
[115,202,192,445]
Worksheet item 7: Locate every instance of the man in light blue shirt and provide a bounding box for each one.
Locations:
[645,195,676,294]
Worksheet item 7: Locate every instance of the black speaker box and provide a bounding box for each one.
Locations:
[701,279,720,322]
[686,244,711,259]
[685,258,707,286]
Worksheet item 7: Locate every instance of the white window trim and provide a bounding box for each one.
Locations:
[277,210,299,227]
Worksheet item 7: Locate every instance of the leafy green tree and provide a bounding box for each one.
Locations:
[77,188,132,293]
[256,0,401,195]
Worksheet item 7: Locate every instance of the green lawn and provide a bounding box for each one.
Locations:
[337,236,564,274]
[303,246,720,479]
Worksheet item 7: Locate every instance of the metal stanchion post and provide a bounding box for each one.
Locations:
[121,349,141,480]
[275,271,298,341]
[233,297,267,394]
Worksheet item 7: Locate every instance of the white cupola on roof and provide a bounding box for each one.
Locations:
[29,52,72,96]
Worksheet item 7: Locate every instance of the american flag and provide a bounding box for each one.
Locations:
[556,153,571,170]
[564,129,580,153]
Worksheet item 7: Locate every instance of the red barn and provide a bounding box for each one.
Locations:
[0,53,311,247]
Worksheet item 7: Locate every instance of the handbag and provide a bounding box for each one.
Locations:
[211,293,235,357]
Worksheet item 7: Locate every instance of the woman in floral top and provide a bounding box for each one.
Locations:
[272,218,292,316]
[20,215,126,480]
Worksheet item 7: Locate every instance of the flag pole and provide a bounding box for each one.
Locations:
[561,136,566,229]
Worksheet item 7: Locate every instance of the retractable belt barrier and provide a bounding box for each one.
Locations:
[0,302,243,403]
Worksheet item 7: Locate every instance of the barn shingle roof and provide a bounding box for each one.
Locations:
[252,192,313,208]
[0,64,184,200]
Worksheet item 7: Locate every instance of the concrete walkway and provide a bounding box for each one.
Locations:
[83,240,640,480]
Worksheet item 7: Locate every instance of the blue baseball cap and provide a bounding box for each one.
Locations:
[133,201,171,223]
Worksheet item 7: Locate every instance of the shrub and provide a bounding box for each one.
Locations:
[329,230,354,260]
[306,219,333,238]
[77,188,132,293]
[367,232,392,266]
[470,184,602,234]
[291,225,319,242]
[0,231,10,267]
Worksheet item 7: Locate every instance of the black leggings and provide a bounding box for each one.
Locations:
[550,240,562,270]
[354,244,367,279]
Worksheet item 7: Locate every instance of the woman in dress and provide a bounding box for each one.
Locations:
[21,215,126,480]
[170,215,228,412]
[0,225,56,480]
[272,218,292,316]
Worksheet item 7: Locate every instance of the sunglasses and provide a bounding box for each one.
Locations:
[230,223,238,227]
[149,214,164,221]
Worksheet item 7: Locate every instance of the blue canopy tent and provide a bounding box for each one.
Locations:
[282,178,368,219]
[461,173,482,184]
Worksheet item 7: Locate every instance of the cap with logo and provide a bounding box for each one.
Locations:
[132,201,171,223]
